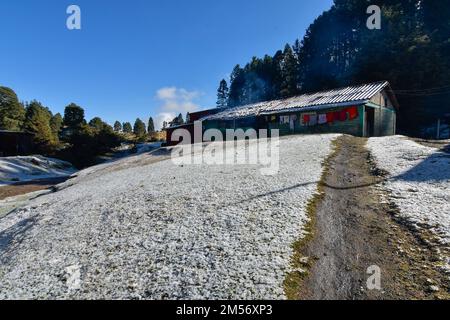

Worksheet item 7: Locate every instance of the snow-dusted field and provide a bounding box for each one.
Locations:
[0,134,338,299]
[0,156,76,186]
[368,136,450,245]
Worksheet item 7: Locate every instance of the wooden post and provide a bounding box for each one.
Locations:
[437,118,441,140]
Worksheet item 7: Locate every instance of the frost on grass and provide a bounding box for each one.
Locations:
[0,156,76,186]
[368,136,450,245]
[0,134,338,299]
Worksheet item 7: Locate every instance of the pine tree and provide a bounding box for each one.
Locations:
[147,117,155,134]
[271,50,285,99]
[122,122,132,133]
[113,121,122,132]
[280,44,299,98]
[50,113,63,134]
[216,79,229,108]
[23,101,55,151]
[242,57,270,104]
[177,113,184,125]
[170,113,184,127]
[89,117,106,131]
[63,103,85,130]
[133,118,146,137]
[50,113,63,143]
[228,65,245,107]
[0,86,25,131]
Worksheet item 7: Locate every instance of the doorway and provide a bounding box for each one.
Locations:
[365,107,375,137]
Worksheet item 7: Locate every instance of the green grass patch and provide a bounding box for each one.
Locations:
[283,137,342,300]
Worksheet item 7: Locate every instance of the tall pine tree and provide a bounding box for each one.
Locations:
[280,44,299,98]
[133,118,146,137]
[123,122,132,133]
[147,117,155,134]
[113,121,122,132]
[23,101,55,151]
[63,103,86,130]
[216,79,229,108]
[228,65,245,107]
[0,87,25,131]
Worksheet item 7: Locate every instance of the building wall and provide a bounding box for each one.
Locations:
[370,89,397,136]
[200,95,397,140]
[372,106,396,136]
[164,124,194,146]
[266,105,365,137]
[203,118,259,136]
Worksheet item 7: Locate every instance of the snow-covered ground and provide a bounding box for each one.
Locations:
[135,142,163,154]
[368,136,450,245]
[0,134,338,299]
[0,156,77,186]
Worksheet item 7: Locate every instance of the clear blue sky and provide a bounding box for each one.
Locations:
[0,0,333,129]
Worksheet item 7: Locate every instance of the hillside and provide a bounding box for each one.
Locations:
[0,135,337,299]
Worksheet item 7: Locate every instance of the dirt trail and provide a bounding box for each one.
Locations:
[298,135,449,300]
[0,177,70,201]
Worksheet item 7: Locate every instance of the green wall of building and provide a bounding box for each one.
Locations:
[266,105,365,136]
[202,103,396,138]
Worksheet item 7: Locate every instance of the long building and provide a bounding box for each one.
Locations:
[202,81,398,137]
[165,81,399,145]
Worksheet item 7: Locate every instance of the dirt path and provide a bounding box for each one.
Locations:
[0,177,71,201]
[297,135,449,300]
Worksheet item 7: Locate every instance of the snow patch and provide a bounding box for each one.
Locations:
[65,265,82,292]
[0,134,339,299]
[368,136,450,244]
[0,156,76,186]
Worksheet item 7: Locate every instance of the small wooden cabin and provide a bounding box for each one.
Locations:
[164,108,227,146]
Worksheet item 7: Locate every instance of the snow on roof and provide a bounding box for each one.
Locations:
[202,81,390,121]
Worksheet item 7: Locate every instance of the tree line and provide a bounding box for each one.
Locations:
[0,86,160,168]
[216,0,450,134]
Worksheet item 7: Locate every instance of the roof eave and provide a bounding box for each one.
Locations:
[261,100,369,115]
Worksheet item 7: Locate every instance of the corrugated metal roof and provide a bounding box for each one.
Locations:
[202,81,390,121]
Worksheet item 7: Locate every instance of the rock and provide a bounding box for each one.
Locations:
[65,265,82,292]
[299,257,309,265]
[428,285,440,293]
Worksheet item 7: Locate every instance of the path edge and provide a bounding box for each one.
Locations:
[283,135,343,300]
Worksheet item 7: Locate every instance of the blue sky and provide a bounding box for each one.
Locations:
[0,0,333,129]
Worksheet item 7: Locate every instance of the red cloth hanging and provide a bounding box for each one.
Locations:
[347,106,359,120]
[326,112,334,123]
[339,109,347,121]
[333,111,341,121]
[303,114,310,124]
